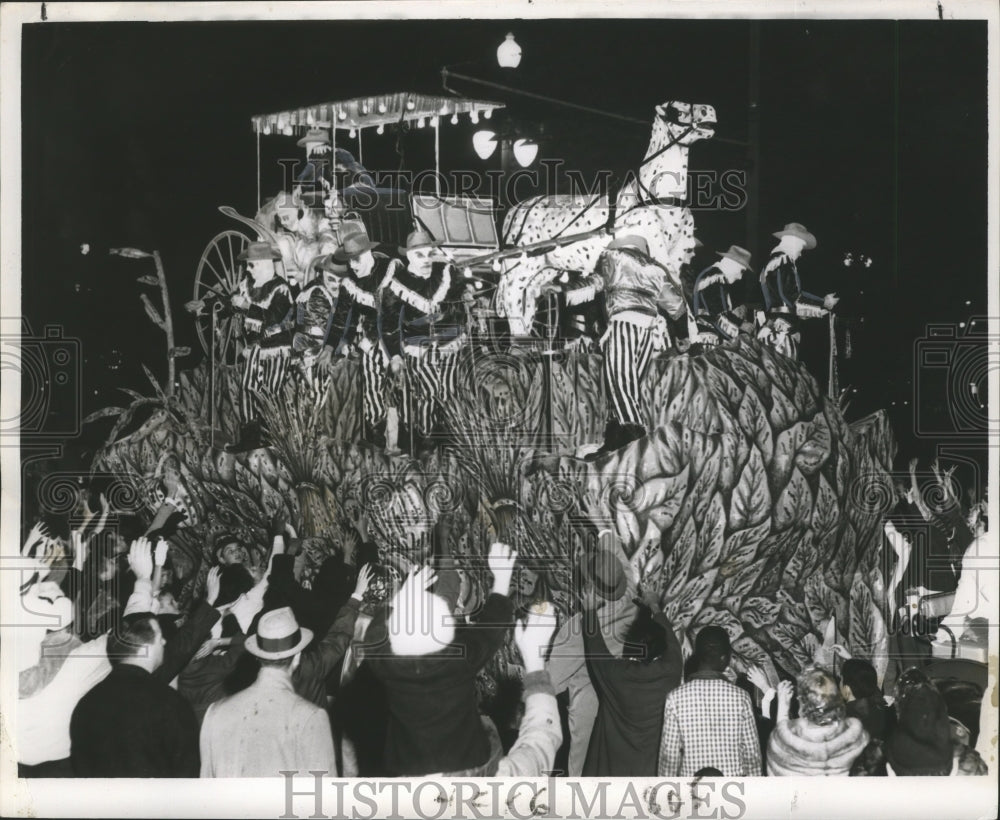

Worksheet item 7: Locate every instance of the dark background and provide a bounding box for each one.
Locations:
[18,18,990,492]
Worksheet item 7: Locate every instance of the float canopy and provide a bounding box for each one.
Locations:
[252,92,504,135]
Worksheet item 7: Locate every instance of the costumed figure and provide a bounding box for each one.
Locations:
[378,230,463,455]
[757,223,838,359]
[692,244,752,347]
[333,228,401,447]
[268,191,339,292]
[291,255,352,376]
[541,234,688,460]
[228,241,294,452]
[294,128,333,208]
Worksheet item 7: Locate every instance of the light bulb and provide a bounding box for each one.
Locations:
[406,99,416,110]
[497,33,522,68]
[483,109,493,120]
[349,128,357,138]
[473,130,498,160]
[431,116,439,127]
[463,267,472,278]
[513,138,539,168]
[377,124,385,135]
[451,114,459,125]
[470,111,480,124]
[492,258,502,272]
[417,117,426,128]
[263,125,271,136]
[378,102,387,113]
[338,109,347,121]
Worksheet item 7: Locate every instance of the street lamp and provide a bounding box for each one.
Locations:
[497,33,522,68]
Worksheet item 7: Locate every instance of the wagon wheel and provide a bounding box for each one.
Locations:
[194,230,250,365]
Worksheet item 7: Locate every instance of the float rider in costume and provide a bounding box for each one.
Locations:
[291,255,352,377]
[692,245,752,348]
[333,228,401,448]
[228,241,294,452]
[757,223,838,360]
[294,128,333,210]
[377,230,458,456]
[541,234,688,461]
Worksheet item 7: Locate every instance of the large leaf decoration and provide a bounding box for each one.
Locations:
[729,446,771,530]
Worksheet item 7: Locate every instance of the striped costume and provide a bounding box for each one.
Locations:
[339,253,400,427]
[565,247,687,427]
[234,274,294,425]
[380,262,464,436]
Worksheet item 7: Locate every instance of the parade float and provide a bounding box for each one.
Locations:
[87,93,895,687]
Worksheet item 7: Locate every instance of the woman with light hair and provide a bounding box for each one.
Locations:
[766,667,869,776]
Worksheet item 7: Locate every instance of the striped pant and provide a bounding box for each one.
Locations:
[360,344,389,427]
[602,319,654,427]
[396,345,463,434]
[239,345,291,425]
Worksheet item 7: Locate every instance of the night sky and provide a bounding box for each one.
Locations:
[19,17,990,477]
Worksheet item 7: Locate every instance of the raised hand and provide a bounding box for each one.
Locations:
[487,542,518,597]
[154,539,169,568]
[23,521,48,557]
[205,565,222,607]
[831,643,853,660]
[513,602,558,673]
[746,665,770,694]
[776,679,794,723]
[352,563,374,600]
[128,537,154,581]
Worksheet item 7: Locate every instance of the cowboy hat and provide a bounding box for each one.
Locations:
[296,128,331,148]
[398,229,440,256]
[245,606,313,660]
[581,548,628,601]
[332,231,379,264]
[772,222,817,250]
[607,234,650,256]
[716,244,752,270]
[316,254,349,274]
[237,241,282,262]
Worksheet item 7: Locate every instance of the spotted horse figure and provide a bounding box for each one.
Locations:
[495,100,717,336]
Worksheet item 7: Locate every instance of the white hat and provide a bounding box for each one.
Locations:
[245,607,313,660]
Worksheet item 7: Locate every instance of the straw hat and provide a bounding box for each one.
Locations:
[245,607,313,660]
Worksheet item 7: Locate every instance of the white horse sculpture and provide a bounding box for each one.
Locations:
[496,101,716,335]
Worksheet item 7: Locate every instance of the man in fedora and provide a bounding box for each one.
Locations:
[225,241,294,452]
[542,234,688,459]
[758,223,838,360]
[692,244,752,346]
[294,128,332,208]
[199,606,335,777]
[333,228,401,447]
[379,229,462,455]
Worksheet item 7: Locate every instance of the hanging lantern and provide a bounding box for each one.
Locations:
[513,138,539,168]
[338,108,347,121]
[473,130,498,160]
[377,124,385,135]
[463,267,472,279]
[492,258,502,273]
[483,108,493,120]
[417,116,427,128]
[378,101,388,114]
[431,116,440,127]
[349,127,357,138]
[406,99,416,111]
[497,33,522,68]
[263,124,271,136]
[451,113,459,125]
[470,110,480,124]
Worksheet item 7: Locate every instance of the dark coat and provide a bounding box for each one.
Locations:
[582,608,684,777]
[70,664,200,777]
[363,592,514,776]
